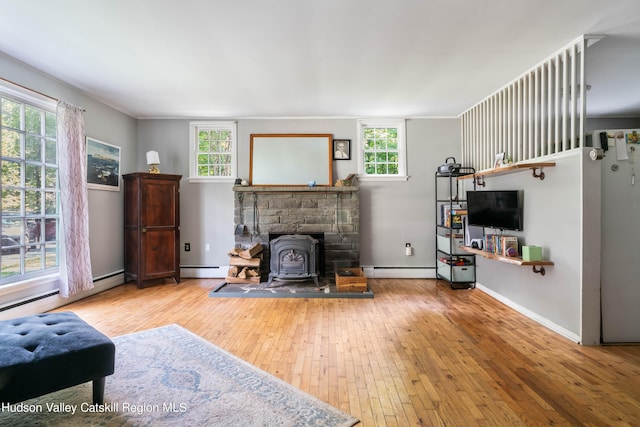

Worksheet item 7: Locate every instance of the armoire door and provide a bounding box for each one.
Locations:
[139,178,180,281]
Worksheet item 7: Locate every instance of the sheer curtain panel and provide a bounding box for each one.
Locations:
[56,101,93,297]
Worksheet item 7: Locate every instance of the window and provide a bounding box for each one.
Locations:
[189,121,237,183]
[357,119,407,181]
[1,87,59,286]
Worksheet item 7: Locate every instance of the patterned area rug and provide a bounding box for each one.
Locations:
[0,325,359,427]
[210,278,373,299]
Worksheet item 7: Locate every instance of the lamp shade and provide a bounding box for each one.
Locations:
[146,150,160,165]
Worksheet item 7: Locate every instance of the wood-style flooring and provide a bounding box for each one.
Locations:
[53,278,640,426]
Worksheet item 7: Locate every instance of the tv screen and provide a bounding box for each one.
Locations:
[466,190,523,231]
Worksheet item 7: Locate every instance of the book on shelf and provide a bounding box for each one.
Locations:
[483,235,519,256]
[500,236,518,257]
[441,203,465,228]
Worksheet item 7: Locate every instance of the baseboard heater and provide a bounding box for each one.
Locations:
[362,266,436,279]
[0,290,59,313]
[0,271,124,314]
[181,265,226,279]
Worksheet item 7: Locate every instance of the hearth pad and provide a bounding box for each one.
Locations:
[209,278,373,299]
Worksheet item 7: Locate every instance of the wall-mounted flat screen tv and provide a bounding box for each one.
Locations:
[466,190,523,231]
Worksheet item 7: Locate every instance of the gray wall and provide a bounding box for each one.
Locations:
[136,118,461,271]
[0,53,137,280]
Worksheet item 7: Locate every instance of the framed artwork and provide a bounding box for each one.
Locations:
[333,139,351,160]
[86,137,121,191]
[493,152,505,169]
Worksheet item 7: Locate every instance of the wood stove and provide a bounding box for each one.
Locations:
[268,234,319,286]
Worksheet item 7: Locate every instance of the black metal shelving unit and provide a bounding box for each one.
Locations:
[435,167,476,289]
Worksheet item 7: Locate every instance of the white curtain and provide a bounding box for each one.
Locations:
[56,101,93,297]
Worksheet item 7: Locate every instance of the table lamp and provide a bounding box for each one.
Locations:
[146,150,160,174]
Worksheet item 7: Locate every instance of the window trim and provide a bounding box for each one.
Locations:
[0,80,55,111]
[356,118,408,181]
[188,120,238,183]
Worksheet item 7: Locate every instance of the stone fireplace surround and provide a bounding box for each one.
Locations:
[233,186,360,280]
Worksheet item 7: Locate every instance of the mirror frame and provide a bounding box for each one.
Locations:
[249,134,333,186]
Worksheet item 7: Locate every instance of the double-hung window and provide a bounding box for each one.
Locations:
[1,85,59,286]
[189,121,237,183]
[357,119,408,181]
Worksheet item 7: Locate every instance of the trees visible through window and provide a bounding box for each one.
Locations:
[189,121,237,182]
[1,92,59,284]
[357,119,407,180]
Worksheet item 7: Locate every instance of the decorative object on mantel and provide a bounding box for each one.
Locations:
[335,173,357,186]
[146,150,160,174]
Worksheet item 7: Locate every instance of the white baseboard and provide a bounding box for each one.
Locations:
[181,266,228,278]
[362,267,436,279]
[0,273,124,321]
[476,283,580,343]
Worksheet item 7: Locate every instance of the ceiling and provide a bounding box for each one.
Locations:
[1,0,639,119]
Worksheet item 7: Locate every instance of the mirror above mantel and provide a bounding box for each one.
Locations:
[249,134,333,186]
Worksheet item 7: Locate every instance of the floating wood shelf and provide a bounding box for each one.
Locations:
[460,246,553,275]
[457,162,555,185]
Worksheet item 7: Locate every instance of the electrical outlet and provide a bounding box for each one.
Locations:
[184,243,190,252]
[405,243,413,256]
[205,243,211,252]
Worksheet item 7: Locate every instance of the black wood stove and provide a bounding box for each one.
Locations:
[268,234,319,286]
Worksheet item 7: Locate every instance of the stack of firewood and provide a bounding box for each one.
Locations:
[226,243,263,283]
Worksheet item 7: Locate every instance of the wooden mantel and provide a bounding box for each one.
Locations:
[233,185,358,193]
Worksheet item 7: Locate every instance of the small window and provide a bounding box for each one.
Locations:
[189,121,237,182]
[357,119,407,181]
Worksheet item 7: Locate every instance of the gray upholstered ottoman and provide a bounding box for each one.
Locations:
[0,311,115,404]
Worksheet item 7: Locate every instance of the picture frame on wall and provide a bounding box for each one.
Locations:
[86,137,121,191]
[493,152,505,169]
[333,139,351,160]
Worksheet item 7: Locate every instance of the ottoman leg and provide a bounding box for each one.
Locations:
[92,377,106,405]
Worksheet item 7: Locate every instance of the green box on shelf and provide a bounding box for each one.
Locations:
[522,246,543,261]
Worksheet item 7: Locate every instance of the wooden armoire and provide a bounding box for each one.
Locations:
[123,173,181,288]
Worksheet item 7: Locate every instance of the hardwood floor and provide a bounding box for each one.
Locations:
[53,278,640,426]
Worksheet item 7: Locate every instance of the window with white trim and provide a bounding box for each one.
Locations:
[1,86,60,286]
[357,119,407,180]
[189,121,237,182]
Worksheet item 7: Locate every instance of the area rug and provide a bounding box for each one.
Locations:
[0,324,359,427]
[209,278,373,299]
